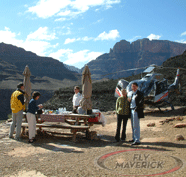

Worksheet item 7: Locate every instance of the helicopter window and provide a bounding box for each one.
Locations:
[127,83,132,92]
[117,84,122,91]
[155,80,167,95]
[149,86,155,96]
[139,82,144,89]
[143,81,154,96]
[144,75,151,80]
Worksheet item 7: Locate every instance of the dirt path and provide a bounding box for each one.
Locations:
[0,106,186,177]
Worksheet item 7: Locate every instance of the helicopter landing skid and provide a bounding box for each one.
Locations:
[157,100,174,113]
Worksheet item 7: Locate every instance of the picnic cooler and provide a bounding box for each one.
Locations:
[88,109,101,123]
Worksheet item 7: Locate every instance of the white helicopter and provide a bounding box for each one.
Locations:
[114,65,182,111]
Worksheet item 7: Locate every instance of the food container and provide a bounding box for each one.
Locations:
[88,109,101,123]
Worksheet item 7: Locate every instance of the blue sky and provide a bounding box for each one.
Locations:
[0,0,186,69]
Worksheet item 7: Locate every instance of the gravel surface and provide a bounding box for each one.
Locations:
[0,106,186,177]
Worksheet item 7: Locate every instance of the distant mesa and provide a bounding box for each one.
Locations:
[85,38,186,80]
[0,42,78,81]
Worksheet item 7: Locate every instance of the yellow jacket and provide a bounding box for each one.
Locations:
[10,89,25,113]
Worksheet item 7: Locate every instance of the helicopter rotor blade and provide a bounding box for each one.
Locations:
[101,64,186,77]
[102,66,147,76]
[157,66,186,71]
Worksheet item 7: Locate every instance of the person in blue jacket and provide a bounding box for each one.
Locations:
[26,91,43,143]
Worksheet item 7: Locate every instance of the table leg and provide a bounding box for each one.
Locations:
[86,129,90,139]
[71,129,77,142]
[22,127,26,135]
[84,119,88,126]
[75,118,80,125]
[39,126,42,131]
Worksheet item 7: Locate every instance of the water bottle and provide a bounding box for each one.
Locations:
[64,107,66,113]
[61,108,63,114]
[58,108,61,114]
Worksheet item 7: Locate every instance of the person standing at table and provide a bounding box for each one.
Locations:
[9,82,25,141]
[27,91,43,143]
[128,82,144,145]
[72,86,82,113]
[115,89,130,142]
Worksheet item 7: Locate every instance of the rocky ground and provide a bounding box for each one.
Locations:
[0,106,186,177]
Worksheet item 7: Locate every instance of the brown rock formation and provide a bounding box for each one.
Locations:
[87,38,186,79]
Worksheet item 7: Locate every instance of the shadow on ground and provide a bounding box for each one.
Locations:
[144,107,186,118]
[18,130,185,153]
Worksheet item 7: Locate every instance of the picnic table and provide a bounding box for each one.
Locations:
[21,110,105,142]
[40,113,93,125]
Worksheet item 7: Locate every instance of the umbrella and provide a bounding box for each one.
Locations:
[80,65,92,113]
[23,65,32,110]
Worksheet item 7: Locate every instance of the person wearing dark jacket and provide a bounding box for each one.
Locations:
[115,89,130,142]
[128,82,144,145]
[26,91,43,143]
[9,82,25,141]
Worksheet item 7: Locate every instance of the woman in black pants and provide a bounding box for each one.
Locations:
[115,89,130,142]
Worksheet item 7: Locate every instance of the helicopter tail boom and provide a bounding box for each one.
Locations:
[155,91,169,102]
[168,68,181,92]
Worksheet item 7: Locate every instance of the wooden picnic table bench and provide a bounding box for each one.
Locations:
[65,119,85,125]
[21,122,90,142]
[20,112,103,142]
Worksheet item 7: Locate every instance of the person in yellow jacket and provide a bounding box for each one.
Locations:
[9,82,25,140]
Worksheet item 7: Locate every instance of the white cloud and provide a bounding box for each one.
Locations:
[27,0,121,19]
[49,48,102,65]
[0,27,23,45]
[0,27,57,56]
[176,39,186,44]
[92,18,104,25]
[128,36,142,42]
[57,10,71,16]
[64,38,77,44]
[181,31,186,36]
[48,48,73,60]
[147,34,161,40]
[87,51,103,62]
[71,0,120,12]
[55,17,67,22]
[28,0,71,18]
[55,26,71,36]
[64,30,119,44]
[64,36,93,44]
[95,29,120,41]
[23,40,54,56]
[27,27,56,41]
[82,36,93,41]
[64,50,103,65]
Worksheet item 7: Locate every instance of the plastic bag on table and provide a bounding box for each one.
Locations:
[92,109,106,127]
[99,113,106,127]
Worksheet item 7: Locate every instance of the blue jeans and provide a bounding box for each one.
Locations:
[131,109,140,143]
